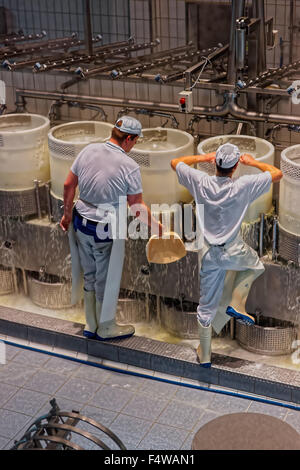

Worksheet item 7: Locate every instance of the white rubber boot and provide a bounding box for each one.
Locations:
[83,290,97,339]
[230,269,262,316]
[196,321,212,368]
[95,300,135,341]
[226,268,264,325]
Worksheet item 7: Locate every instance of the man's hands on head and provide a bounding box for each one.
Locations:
[240,153,283,183]
[240,153,256,166]
[209,152,216,164]
[198,151,216,165]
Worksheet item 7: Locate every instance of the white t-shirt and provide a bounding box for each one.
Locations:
[71,141,142,222]
[176,162,272,245]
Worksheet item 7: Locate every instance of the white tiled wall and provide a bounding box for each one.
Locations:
[0,0,130,42]
[1,0,300,149]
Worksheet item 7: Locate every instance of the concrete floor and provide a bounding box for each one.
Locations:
[0,339,299,450]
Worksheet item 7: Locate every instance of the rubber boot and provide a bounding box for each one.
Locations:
[226,268,263,325]
[196,321,212,368]
[83,290,97,339]
[95,300,135,341]
[230,268,262,316]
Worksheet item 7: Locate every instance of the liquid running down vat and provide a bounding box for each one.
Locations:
[128,128,194,206]
[0,114,50,190]
[197,135,275,223]
[48,121,113,200]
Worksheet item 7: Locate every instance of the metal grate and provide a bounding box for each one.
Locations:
[236,316,298,356]
[0,188,40,217]
[0,265,14,295]
[27,272,72,309]
[128,150,150,167]
[281,149,300,181]
[48,139,76,160]
[278,223,300,265]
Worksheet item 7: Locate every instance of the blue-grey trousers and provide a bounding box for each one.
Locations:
[74,228,113,302]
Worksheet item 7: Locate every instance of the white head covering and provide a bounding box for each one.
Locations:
[216,143,241,169]
[114,115,143,137]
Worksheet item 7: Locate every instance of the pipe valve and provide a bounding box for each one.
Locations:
[288,124,300,133]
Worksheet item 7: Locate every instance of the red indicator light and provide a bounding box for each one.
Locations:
[180,97,186,105]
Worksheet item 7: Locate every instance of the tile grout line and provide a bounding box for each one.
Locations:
[3,336,300,408]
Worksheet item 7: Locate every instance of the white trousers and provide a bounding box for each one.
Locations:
[197,235,264,327]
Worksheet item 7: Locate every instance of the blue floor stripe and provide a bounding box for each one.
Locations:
[3,339,300,412]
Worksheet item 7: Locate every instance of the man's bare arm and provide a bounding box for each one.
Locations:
[240,154,283,183]
[170,152,216,171]
[127,193,163,236]
[60,171,78,232]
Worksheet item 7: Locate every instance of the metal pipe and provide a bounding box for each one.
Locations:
[228,91,300,125]
[12,267,18,294]
[236,122,244,134]
[34,180,42,219]
[228,0,238,84]
[33,39,155,74]
[235,19,246,70]
[259,213,265,258]
[68,101,107,121]
[84,0,93,56]
[45,182,53,223]
[15,88,230,118]
[0,31,47,44]
[116,107,179,128]
[290,0,295,64]
[228,0,245,84]
[272,216,278,260]
[184,44,229,90]
[15,88,300,126]
[0,35,91,59]
[22,269,28,296]
[254,0,266,73]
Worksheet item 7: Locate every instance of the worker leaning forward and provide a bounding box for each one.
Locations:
[60,116,162,341]
[171,143,283,368]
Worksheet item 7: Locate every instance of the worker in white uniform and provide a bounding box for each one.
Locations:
[60,116,162,341]
[171,143,282,367]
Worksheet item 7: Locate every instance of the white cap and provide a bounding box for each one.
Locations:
[114,115,143,137]
[216,143,241,169]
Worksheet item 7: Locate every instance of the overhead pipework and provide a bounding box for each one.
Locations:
[0,0,300,385]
